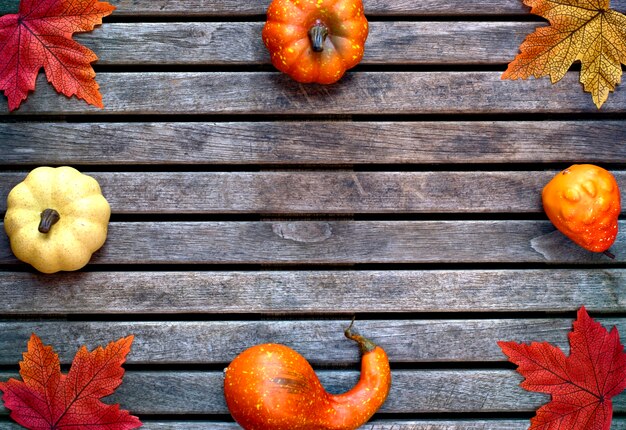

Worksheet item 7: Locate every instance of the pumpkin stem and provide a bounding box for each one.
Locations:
[308,21,328,52]
[38,209,60,234]
[345,317,377,354]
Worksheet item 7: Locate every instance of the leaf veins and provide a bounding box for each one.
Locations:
[503,0,626,108]
[0,0,115,110]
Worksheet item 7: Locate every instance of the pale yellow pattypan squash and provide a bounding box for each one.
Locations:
[4,166,110,273]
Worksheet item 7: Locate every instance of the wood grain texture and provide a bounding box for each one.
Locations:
[0,370,564,415]
[77,22,531,65]
[0,0,624,426]
[4,72,624,115]
[3,221,625,265]
[0,221,626,265]
[0,270,623,314]
[0,319,623,365]
[0,369,617,414]
[4,171,625,214]
[20,0,625,16]
[3,121,626,166]
[82,370,626,414]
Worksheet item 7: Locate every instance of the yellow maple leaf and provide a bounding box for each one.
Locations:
[503,0,626,108]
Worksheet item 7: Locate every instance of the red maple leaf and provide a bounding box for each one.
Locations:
[499,306,626,430]
[0,334,142,430]
[0,0,114,111]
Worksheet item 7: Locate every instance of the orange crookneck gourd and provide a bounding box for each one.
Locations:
[223,321,391,430]
[262,0,368,84]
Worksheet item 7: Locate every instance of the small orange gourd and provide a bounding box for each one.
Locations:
[542,164,620,253]
[223,322,391,430]
[262,0,368,84]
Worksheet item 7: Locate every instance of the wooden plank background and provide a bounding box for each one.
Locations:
[1,0,625,428]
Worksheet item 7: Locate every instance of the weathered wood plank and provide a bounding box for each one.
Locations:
[4,171,625,214]
[0,370,619,414]
[87,421,626,430]
[2,221,624,265]
[84,370,626,413]
[0,270,623,314]
[0,370,561,415]
[0,221,626,264]
[1,319,623,365]
[4,72,623,114]
[78,22,531,65]
[3,121,626,165]
[15,0,626,16]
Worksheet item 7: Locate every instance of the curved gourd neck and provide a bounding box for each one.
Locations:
[321,322,391,429]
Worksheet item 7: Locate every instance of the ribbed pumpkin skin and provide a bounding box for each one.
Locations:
[542,164,620,253]
[262,0,368,84]
[4,166,111,273]
[223,339,391,430]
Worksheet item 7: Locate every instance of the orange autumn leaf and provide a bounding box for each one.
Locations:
[0,0,115,111]
[502,0,626,108]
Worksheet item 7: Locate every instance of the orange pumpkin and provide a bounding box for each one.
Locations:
[223,322,391,429]
[542,164,620,253]
[262,0,368,84]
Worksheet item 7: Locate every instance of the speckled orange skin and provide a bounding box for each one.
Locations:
[223,337,390,429]
[542,164,620,253]
[262,0,368,84]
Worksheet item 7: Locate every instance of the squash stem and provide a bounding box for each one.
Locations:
[308,22,328,52]
[345,317,377,354]
[39,209,60,233]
